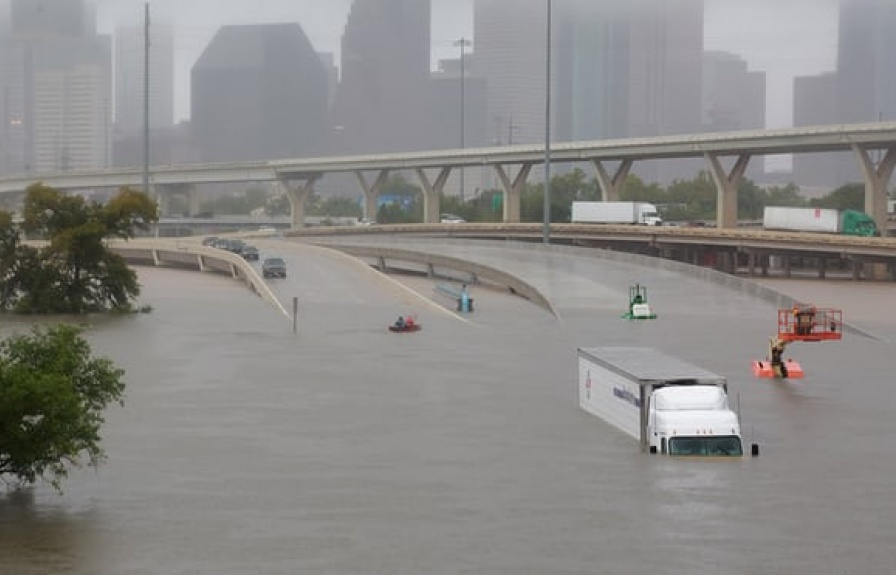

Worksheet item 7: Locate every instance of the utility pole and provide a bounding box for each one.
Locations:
[142,3,151,197]
[454,37,471,203]
[542,0,552,244]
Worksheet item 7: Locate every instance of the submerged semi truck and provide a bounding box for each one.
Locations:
[571,201,663,226]
[578,347,757,457]
[762,206,879,237]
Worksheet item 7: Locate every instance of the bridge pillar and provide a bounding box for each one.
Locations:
[154,183,196,217]
[705,153,750,229]
[278,177,318,229]
[187,186,201,217]
[591,159,633,202]
[356,170,390,222]
[416,167,451,224]
[493,163,532,223]
[853,144,896,235]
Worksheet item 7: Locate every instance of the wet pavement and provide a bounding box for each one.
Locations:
[2,238,896,575]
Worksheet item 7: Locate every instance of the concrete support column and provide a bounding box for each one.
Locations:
[277,178,317,229]
[783,256,792,278]
[853,144,896,235]
[154,186,172,217]
[187,186,201,217]
[493,163,532,223]
[818,258,827,280]
[416,167,451,224]
[591,159,633,201]
[705,153,750,229]
[747,251,756,277]
[852,258,862,281]
[356,170,390,221]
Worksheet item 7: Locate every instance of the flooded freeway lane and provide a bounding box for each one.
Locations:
[2,240,896,575]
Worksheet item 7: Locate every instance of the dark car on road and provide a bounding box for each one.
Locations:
[262,257,287,278]
[241,245,259,261]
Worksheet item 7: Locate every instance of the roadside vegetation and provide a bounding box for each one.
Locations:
[0,183,157,314]
[0,184,155,492]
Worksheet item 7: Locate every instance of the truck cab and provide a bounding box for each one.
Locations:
[638,204,663,226]
[648,386,743,456]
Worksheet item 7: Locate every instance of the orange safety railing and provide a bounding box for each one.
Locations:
[777,305,842,342]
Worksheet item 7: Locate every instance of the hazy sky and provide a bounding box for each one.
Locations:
[95,0,839,129]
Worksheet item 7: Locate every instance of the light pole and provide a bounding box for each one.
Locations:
[542,0,552,244]
[454,37,471,203]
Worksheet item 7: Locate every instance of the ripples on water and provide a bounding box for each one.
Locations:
[2,255,896,574]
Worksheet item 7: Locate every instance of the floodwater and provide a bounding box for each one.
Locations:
[2,239,896,575]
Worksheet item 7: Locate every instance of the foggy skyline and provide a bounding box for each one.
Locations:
[93,0,840,130]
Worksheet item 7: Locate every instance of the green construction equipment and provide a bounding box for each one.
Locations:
[622,284,657,320]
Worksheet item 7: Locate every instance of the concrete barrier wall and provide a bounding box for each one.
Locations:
[106,240,288,317]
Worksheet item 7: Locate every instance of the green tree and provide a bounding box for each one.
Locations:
[0,183,157,314]
[0,324,125,492]
[765,183,807,207]
[812,183,865,211]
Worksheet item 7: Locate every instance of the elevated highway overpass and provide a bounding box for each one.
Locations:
[2,122,895,233]
[279,223,896,281]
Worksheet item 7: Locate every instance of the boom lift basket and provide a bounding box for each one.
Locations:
[776,305,842,343]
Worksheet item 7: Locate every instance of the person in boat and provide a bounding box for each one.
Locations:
[769,336,789,378]
[405,316,415,328]
[394,316,406,330]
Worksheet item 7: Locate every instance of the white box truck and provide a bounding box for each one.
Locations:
[578,347,757,457]
[762,206,879,237]
[571,201,662,226]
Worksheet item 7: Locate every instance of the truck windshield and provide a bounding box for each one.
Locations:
[668,436,742,457]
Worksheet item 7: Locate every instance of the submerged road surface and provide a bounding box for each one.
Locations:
[2,239,895,575]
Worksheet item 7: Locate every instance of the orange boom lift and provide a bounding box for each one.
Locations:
[752,303,842,379]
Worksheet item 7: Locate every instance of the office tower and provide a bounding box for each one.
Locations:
[702,51,766,133]
[191,23,329,163]
[793,0,896,188]
[10,0,94,37]
[474,0,548,147]
[475,0,704,183]
[333,0,431,154]
[1,0,110,174]
[114,21,175,134]
[837,0,896,124]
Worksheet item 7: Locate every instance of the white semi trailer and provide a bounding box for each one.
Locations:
[578,347,757,457]
[571,201,662,225]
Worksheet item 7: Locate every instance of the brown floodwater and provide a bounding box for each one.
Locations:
[2,239,895,575]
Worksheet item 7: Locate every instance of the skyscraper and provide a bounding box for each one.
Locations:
[191,23,329,163]
[333,0,431,154]
[792,0,896,188]
[475,0,704,183]
[114,20,174,134]
[0,0,110,174]
[474,0,548,147]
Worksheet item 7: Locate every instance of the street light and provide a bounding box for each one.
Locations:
[542,0,552,244]
[454,37,472,203]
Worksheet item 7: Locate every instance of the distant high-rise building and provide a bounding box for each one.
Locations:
[10,0,94,38]
[837,0,896,124]
[0,0,110,174]
[475,0,704,183]
[702,51,766,179]
[333,0,431,154]
[474,0,548,147]
[555,0,629,142]
[701,51,765,133]
[792,0,896,188]
[191,23,329,163]
[114,21,174,134]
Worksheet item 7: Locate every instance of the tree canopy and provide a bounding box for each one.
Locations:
[0,184,157,314]
[0,324,125,492]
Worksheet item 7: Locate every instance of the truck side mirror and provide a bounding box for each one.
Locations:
[751,443,760,457]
